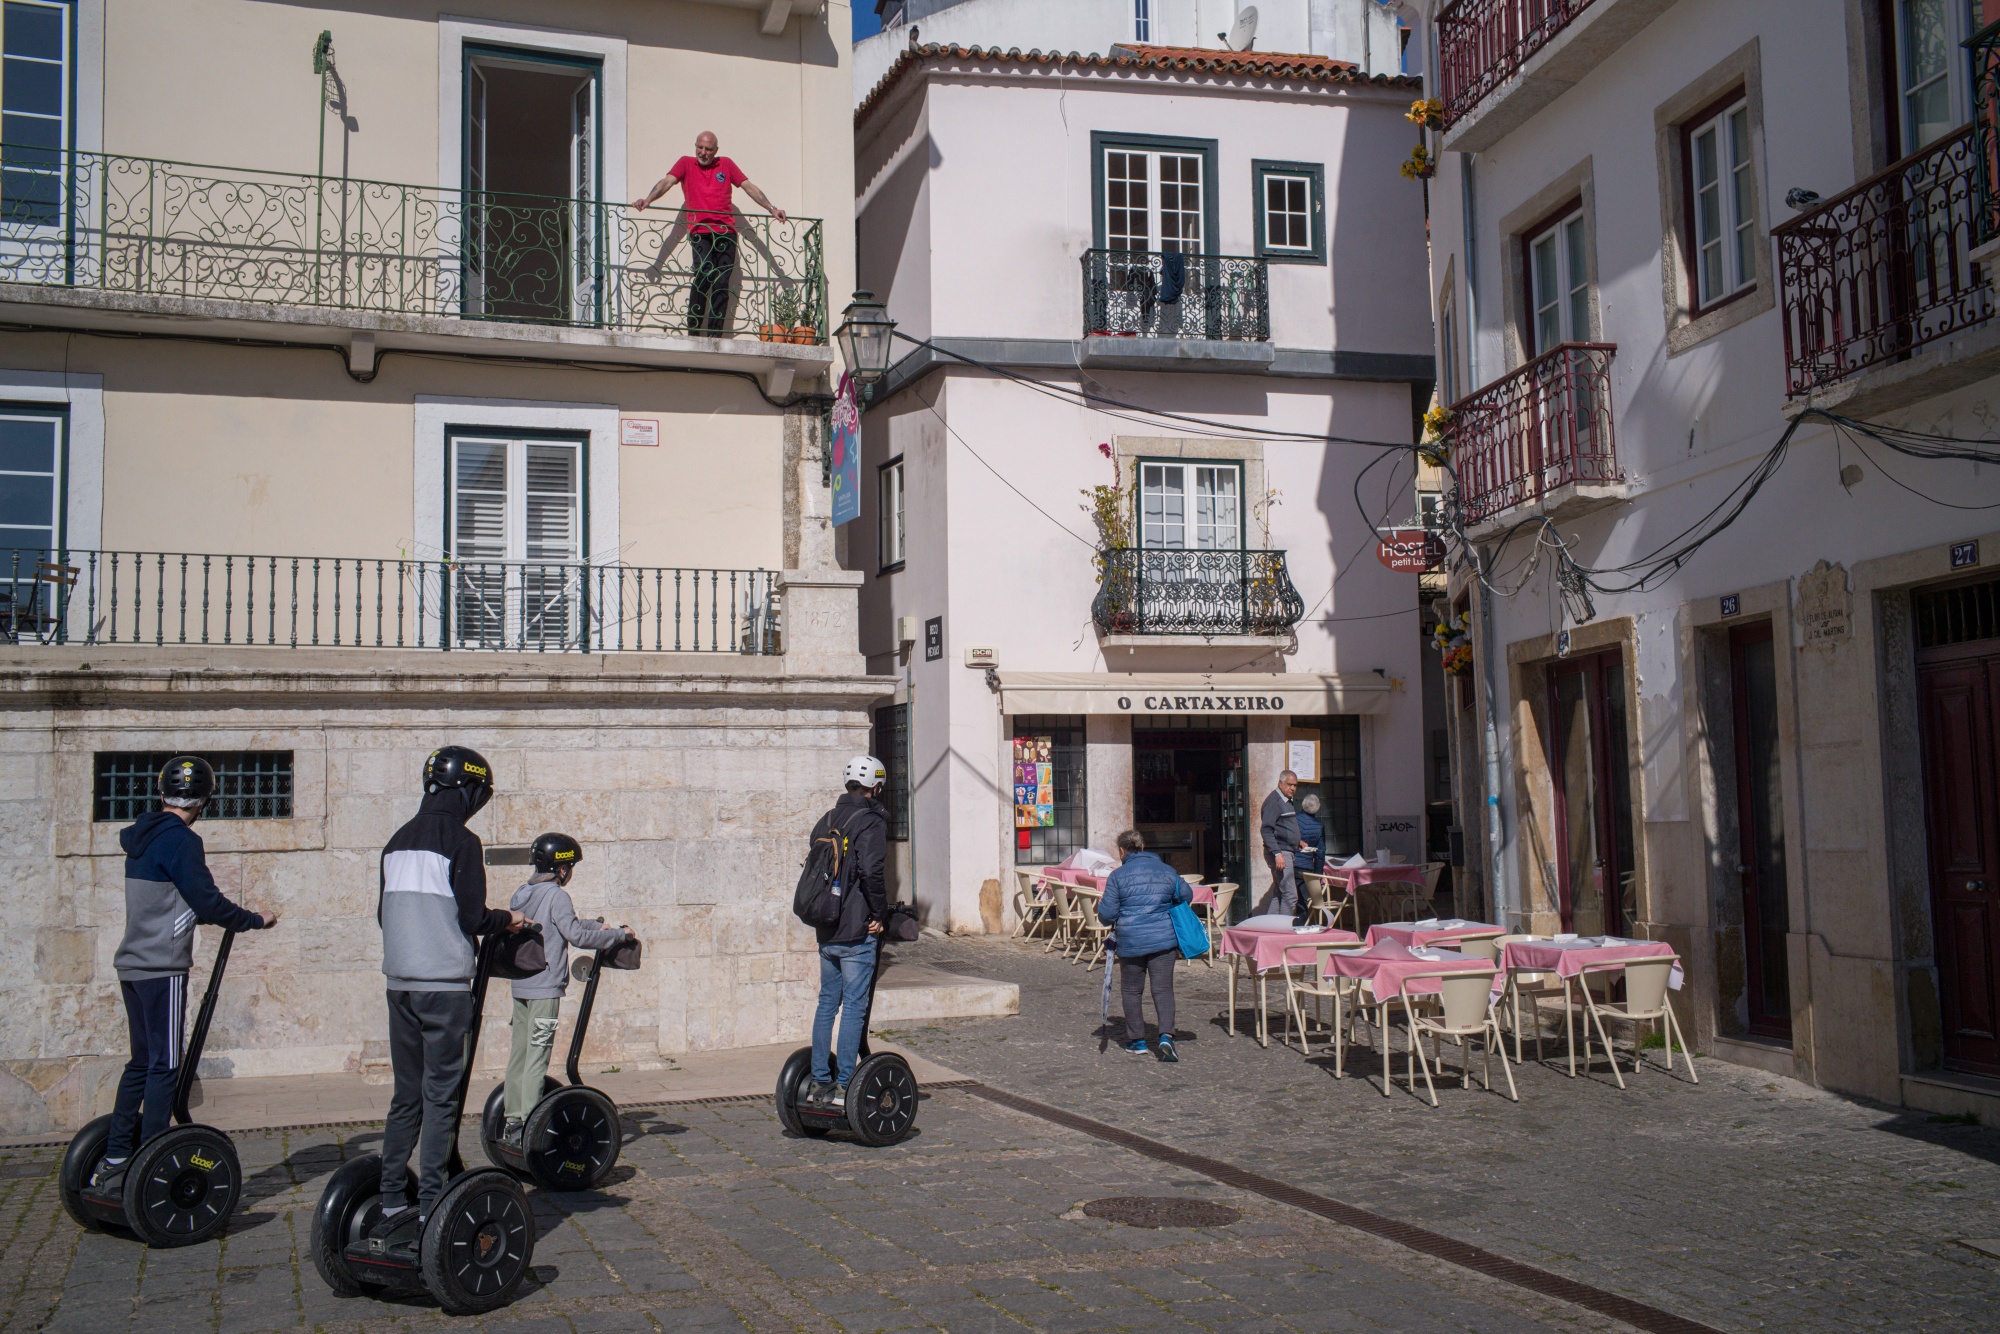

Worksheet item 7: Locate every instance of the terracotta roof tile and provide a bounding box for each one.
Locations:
[856,40,1419,125]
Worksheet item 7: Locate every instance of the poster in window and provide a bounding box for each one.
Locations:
[1034,803,1053,826]
[1015,760,1038,786]
[1014,783,1037,806]
[1016,803,1038,828]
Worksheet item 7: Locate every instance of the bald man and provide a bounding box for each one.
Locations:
[632,131,788,336]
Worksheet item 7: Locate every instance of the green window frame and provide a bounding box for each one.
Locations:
[1252,159,1325,264]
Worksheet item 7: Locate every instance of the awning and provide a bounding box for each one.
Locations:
[995,672,1393,717]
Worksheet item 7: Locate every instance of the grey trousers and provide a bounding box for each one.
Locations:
[380,989,476,1214]
[1119,948,1178,1043]
[1257,854,1299,916]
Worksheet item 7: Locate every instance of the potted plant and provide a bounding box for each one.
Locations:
[764,286,815,344]
[1082,444,1138,632]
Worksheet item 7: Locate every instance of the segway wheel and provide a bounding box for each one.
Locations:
[312,1153,408,1298]
[123,1124,240,1247]
[845,1053,919,1147]
[480,1078,564,1175]
[421,1168,535,1315]
[774,1046,827,1138]
[522,1087,621,1191]
[59,1115,115,1233]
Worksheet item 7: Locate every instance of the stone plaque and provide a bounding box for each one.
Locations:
[1797,560,1851,649]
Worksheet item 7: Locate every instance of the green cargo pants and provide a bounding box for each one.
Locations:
[505,997,562,1122]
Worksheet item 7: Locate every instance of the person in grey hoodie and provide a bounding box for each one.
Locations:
[96,756,278,1199]
[501,833,632,1146]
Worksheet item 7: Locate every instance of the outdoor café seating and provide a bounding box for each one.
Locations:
[1400,966,1517,1105]
[1011,868,1054,939]
[1575,954,1697,1086]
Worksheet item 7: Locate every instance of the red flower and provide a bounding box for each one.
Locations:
[1097,442,1112,458]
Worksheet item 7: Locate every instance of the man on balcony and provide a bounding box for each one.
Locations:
[631,131,788,337]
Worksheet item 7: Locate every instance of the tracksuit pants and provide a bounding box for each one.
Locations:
[379,989,476,1215]
[106,973,187,1161]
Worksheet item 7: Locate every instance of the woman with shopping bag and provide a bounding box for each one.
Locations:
[1095,830,1199,1062]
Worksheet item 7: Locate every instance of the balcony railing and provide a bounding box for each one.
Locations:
[0,146,826,340]
[1437,0,1598,129]
[0,550,780,654]
[1775,124,1991,397]
[1082,250,1270,341]
[1443,342,1619,526]
[1091,548,1304,637]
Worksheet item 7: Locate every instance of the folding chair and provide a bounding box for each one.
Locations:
[1576,955,1696,1087]
[1400,967,1517,1106]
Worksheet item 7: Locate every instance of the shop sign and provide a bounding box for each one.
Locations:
[1117,693,1288,712]
[1376,529,1443,573]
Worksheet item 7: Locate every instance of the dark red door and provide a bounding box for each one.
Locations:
[1547,650,1637,936]
[1730,624,1791,1038]
[1918,652,2000,1074]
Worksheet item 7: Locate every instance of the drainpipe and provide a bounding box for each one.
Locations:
[1360,0,1373,76]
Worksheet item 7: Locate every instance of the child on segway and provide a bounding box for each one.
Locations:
[499,833,632,1148]
[93,756,279,1203]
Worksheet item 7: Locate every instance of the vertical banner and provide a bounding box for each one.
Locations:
[830,372,862,527]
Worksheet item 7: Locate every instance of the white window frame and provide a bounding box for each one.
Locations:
[1261,172,1314,255]
[414,396,620,572]
[449,433,583,566]
[1139,461,1242,551]
[1104,148,1205,254]
[1689,99,1755,309]
[1893,0,1980,155]
[1528,209,1589,355]
[878,456,905,571]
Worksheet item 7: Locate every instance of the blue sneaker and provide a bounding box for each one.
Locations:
[1156,1035,1179,1063]
[1123,1039,1149,1055]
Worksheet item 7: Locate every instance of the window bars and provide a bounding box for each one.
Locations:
[94,751,294,822]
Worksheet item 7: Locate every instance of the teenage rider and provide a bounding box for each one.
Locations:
[367,745,525,1249]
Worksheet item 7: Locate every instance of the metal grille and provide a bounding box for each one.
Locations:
[1915,576,2000,649]
[93,751,294,822]
[1011,716,1087,866]
[873,703,910,842]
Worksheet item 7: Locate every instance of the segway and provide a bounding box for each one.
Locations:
[310,929,537,1316]
[478,934,640,1190]
[61,931,245,1247]
[774,935,920,1147]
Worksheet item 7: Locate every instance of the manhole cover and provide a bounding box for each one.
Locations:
[1080,1196,1242,1229]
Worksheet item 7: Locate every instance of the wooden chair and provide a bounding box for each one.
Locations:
[1400,967,1516,1105]
[1577,955,1696,1086]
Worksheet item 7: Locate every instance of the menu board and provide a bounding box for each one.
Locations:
[1012,736,1054,828]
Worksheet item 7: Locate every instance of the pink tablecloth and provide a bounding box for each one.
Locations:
[1219,925,1360,973]
[1366,919,1503,949]
[1326,863,1425,889]
[1501,937,1674,980]
[1322,940,1499,1000]
[1190,883,1215,906]
[1048,869,1106,891]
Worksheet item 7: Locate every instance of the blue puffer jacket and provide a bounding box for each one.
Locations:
[1096,850,1192,957]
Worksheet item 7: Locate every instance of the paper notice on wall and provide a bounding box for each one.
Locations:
[1286,738,1317,781]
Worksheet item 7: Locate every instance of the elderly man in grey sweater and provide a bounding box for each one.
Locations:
[1257,769,1311,916]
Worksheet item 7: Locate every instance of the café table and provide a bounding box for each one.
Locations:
[1218,919,1361,1047]
[1499,936,1678,1076]
[1322,941,1502,1093]
[1366,919,1504,950]
[1325,861,1426,927]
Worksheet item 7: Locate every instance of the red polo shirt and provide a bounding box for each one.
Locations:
[669,155,746,233]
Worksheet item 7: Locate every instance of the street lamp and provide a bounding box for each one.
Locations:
[834,290,897,394]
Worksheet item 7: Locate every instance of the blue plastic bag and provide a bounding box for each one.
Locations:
[1171,901,1211,959]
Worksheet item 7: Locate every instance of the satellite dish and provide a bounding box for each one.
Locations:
[1223,5,1259,52]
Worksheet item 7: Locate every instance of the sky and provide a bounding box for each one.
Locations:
[853,5,883,40]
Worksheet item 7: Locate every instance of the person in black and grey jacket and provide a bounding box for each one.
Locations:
[367,745,525,1248]
[93,756,279,1200]
[500,833,631,1147]
[804,756,889,1109]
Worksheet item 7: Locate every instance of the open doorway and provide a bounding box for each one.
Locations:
[463,46,601,323]
[1132,719,1247,898]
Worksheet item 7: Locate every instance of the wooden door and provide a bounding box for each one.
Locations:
[1547,651,1637,936]
[1730,623,1792,1038]
[1918,652,2000,1074]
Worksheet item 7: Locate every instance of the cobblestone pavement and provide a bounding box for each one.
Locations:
[0,1084,1640,1334]
[876,936,2000,1333]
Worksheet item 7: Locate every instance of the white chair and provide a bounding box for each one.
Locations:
[1070,889,1112,970]
[1576,955,1697,1087]
[1202,882,1239,951]
[1452,931,1503,962]
[1495,933,1564,1063]
[1399,968,1517,1106]
[1011,869,1054,939]
[1281,940,1368,1057]
[1418,860,1446,914]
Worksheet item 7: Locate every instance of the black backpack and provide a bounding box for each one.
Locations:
[794,808,864,927]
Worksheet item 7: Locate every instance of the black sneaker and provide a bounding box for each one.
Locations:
[365,1207,422,1245]
[804,1081,832,1106]
[87,1158,127,1201]
[1155,1036,1179,1063]
[502,1119,526,1149]
[829,1084,848,1109]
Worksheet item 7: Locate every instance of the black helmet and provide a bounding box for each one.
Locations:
[423,745,493,815]
[159,755,216,805]
[531,832,583,876]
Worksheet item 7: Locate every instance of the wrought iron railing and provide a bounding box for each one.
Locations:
[1443,342,1619,525]
[1091,548,1303,637]
[1082,250,1270,341]
[1437,0,1598,129]
[0,549,780,654]
[0,146,826,340]
[1775,125,1992,397]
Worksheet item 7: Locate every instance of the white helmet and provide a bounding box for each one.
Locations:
[844,754,888,788]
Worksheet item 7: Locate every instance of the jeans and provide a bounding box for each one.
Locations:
[504,997,562,1122]
[1119,948,1177,1043]
[811,938,877,1086]
[106,974,187,1160]
[379,989,476,1214]
[1257,853,1299,916]
[689,231,738,335]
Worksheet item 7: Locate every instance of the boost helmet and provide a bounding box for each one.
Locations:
[158,755,217,808]
[423,745,494,815]
[844,754,887,789]
[531,832,583,877]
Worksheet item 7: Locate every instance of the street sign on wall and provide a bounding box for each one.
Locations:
[1376,529,1443,573]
